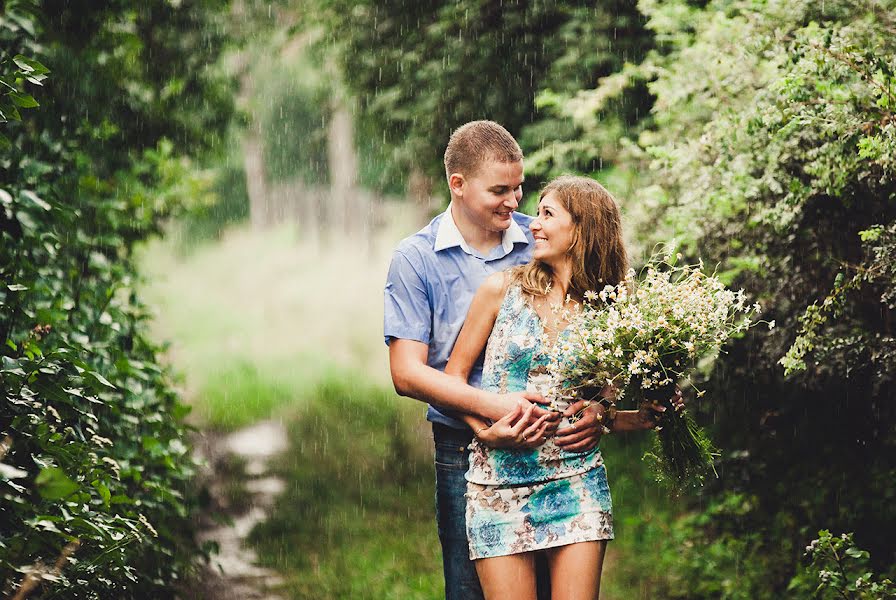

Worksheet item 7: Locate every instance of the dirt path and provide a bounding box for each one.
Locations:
[186,421,289,600]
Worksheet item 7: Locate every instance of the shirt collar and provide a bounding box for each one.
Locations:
[434,203,530,256]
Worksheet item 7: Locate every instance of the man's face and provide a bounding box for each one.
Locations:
[453,159,524,232]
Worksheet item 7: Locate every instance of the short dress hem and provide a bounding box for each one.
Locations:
[466,462,615,560]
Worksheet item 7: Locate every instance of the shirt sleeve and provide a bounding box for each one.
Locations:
[383,248,432,346]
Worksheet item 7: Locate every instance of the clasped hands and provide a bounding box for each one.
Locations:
[476,387,685,452]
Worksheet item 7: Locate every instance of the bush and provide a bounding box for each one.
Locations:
[791,531,896,599]
[1,1,233,596]
[529,0,896,595]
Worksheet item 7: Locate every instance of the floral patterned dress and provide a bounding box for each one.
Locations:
[465,284,614,560]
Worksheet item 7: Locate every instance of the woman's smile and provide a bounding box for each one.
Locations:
[531,191,575,262]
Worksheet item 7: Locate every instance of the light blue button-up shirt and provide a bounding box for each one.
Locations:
[384,205,534,429]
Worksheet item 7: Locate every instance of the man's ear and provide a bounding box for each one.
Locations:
[448,172,465,197]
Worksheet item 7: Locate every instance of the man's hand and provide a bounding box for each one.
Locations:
[553,400,606,453]
[476,402,555,449]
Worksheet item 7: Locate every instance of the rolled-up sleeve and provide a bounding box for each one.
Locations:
[384,249,431,345]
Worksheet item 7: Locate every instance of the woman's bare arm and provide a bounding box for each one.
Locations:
[445,272,506,382]
[447,273,557,448]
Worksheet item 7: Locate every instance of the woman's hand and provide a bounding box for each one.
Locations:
[614,386,686,431]
[476,402,554,449]
[636,386,685,428]
[553,400,607,453]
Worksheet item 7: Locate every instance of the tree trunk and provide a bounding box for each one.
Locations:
[243,122,268,229]
[327,95,366,240]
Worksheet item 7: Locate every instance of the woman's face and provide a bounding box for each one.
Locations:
[530,191,576,265]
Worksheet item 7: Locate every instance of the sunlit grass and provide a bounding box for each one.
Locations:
[137,218,415,429]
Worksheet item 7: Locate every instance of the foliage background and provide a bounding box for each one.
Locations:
[2,0,894,598]
[1,0,233,597]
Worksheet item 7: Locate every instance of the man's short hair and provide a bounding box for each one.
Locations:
[444,120,523,179]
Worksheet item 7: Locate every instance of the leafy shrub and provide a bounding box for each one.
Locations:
[525,0,896,596]
[790,531,896,599]
[1,1,233,596]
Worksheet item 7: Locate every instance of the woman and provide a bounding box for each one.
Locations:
[445,175,663,600]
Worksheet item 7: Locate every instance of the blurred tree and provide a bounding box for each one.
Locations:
[308,0,654,196]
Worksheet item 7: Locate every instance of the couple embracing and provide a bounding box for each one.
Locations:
[384,121,672,600]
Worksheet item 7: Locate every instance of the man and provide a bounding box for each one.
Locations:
[384,121,606,599]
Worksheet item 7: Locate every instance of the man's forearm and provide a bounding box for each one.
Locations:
[392,361,505,421]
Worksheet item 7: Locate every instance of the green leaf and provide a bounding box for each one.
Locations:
[171,403,192,420]
[1,355,26,376]
[859,226,883,243]
[93,480,111,506]
[88,370,117,389]
[0,133,10,151]
[13,55,50,76]
[2,103,21,121]
[6,12,36,37]
[30,518,62,533]
[142,437,162,453]
[21,190,51,211]
[35,467,79,500]
[9,92,38,108]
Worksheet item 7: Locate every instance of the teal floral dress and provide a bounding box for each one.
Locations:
[465,284,614,560]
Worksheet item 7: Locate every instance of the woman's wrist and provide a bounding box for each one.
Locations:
[611,410,655,432]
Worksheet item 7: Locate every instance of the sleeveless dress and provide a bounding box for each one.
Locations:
[465,284,614,560]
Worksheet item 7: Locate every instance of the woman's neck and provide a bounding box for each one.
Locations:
[547,260,574,301]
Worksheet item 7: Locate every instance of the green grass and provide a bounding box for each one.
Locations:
[194,357,316,428]
[600,433,688,599]
[249,374,442,599]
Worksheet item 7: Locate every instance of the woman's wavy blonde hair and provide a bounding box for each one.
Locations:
[510,175,628,299]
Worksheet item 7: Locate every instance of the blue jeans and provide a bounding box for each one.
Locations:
[433,423,550,600]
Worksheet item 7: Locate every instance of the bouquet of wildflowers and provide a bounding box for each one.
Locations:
[549,253,765,489]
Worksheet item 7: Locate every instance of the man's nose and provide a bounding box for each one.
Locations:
[505,192,519,209]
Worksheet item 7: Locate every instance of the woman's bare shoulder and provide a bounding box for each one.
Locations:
[479,270,512,298]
